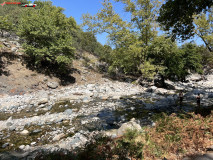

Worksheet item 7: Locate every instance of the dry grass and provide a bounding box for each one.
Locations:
[75,111,212,160]
[134,111,213,160]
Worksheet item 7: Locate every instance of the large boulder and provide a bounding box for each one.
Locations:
[154,74,165,88]
[117,118,141,137]
[187,73,203,82]
[47,82,59,89]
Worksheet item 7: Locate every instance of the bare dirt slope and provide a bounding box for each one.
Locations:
[0,40,105,97]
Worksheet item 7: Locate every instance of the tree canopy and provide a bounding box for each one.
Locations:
[83,0,205,80]
[157,0,213,40]
[17,2,76,73]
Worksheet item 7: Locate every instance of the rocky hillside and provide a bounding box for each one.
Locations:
[0,37,107,97]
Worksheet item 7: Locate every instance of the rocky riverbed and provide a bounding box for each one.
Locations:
[0,74,212,159]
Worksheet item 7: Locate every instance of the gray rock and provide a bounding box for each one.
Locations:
[19,145,25,150]
[83,97,90,103]
[183,153,213,160]
[47,82,59,89]
[6,122,13,127]
[52,133,65,141]
[38,98,48,105]
[64,109,72,115]
[32,129,42,134]
[117,118,141,137]
[155,88,169,95]
[20,130,29,136]
[187,73,202,82]
[11,47,18,52]
[9,126,16,131]
[2,143,9,148]
[25,145,30,151]
[95,62,108,72]
[30,142,36,146]
[112,95,121,99]
[208,93,213,98]
[47,105,52,110]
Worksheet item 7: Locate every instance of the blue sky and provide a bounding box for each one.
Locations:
[32,0,204,46]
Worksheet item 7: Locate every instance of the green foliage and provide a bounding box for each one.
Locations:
[193,7,213,52]
[98,44,113,63]
[17,3,75,73]
[180,43,203,73]
[158,0,213,40]
[148,36,203,81]
[116,0,161,46]
[198,45,213,67]
[0,0,28,28]
[110,40,143,75]
[80,32,98,53]
[0,16,13,36]
[139,60,158,79]
[82,0,167,79]
[115,129,144,159]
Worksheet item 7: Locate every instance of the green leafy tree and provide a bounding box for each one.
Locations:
[83,0,162,78]
[0,16,12,37]
[80,32,98,53]
[98,44,113,63]
[148,37,202,81]
[0,0,28,27]
[157,0,213,40]
[17,3,75,73]
[198,45,213,68]
[193,7,213,52]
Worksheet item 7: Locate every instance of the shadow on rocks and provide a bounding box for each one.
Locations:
[0,149,77,160]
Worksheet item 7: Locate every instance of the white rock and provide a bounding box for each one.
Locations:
[25,145,30,151]
[117,119,141,137]
[30,142,36,146]
[19,145,25,150]
[20,130,29,136]
[112,95,121,99]
[38,98,48,105]
[52,133,65,141]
